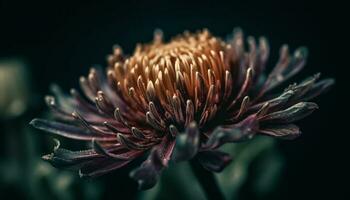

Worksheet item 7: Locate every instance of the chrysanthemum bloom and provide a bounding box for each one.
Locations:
[30,29,333,190]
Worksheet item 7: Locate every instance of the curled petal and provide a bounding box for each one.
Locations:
[43,139,132,177]
[42,139,100,169]
[204,115,258,149]
[129,148,164,190]
[129,135,175,190]
[197,150,233,172]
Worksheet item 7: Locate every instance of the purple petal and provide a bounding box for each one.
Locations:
[259,124,301,140]
[92,139,143,160]
[284,73,320,103]
[262,46,308,94]
[42,139,100,169]
[260,102,318,124]
[30,119,117,141]
[42,139,133,177]
[301,78,335,101]
[250,90,294,112]
[204,115,258,149]
[129,148,163,190]
[129,135,175,190]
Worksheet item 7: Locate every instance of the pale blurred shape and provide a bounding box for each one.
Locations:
[0,59,30,119]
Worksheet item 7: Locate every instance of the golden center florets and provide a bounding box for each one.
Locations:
[106,30,234,130]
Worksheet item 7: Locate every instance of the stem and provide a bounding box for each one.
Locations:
[189,159,225,200]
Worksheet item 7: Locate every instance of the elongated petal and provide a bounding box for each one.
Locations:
[260,102,318,123]
[301,78,335,101]
[92,139,142,160]
[264,47,308,92]
[259,124,301,139]
[30,119,117,141]
[250,90,294,112]
[117,133,153,150]
[285,73,320,102]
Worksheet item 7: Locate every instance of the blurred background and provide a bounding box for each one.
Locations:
[0,0,344,199]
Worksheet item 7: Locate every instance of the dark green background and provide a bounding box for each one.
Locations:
[0,0,343,199]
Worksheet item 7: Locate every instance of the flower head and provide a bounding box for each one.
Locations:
[30,28,333,189]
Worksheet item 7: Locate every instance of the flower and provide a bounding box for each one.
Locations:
[30,28,334,190]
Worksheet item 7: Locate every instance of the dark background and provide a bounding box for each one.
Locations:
[0,0,344,199]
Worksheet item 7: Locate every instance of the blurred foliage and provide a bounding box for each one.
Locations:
[0,123,102,200]
[0,59,102,200]
[140,137,284,200]
[0,59,30,119]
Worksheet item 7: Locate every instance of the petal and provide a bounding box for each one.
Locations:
[250,90,294,112]
[284,73,320,102]
[301,78,335,101]
[92,139,142,160]
[259,124,301,140]
[42,139,100,169]
[116,133,153,150]
[42,139,132,177]
[264,46,308,92]
[30,118,117,141]
[129,135,175,190]
[260,102,318,124]
[129,148,163,190]
[197,150,233,172]
[204,115,258,149]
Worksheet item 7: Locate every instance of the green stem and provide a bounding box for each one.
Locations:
[189,159,225,200]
